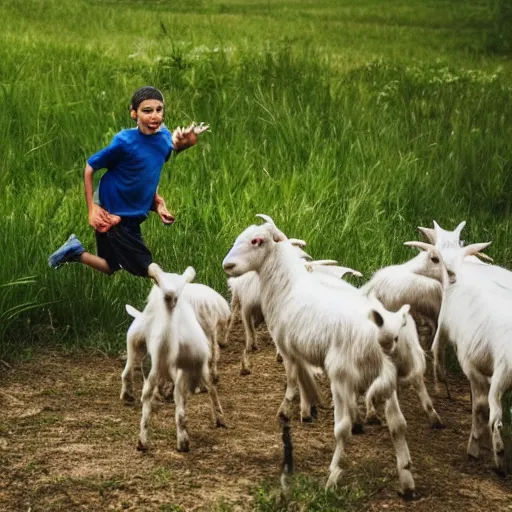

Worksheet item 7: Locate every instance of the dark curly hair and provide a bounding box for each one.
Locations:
[129,86,164,111]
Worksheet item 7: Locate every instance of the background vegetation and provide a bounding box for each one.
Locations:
[1,0,511,360]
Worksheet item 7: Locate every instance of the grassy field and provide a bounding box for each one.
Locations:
[1,1,512,509]
[0,0,511,355]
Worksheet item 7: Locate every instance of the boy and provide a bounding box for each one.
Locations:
[48,86,208,277]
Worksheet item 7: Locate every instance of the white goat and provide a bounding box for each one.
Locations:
[419,221,512,395]
[408,240,512,474]
[223,217,416,498]
[418,220,493,265]
[359,245,444,351]
[122,264,225,453]
[366,295,443,429]
[227,258,363,375]
[313,266,443,429]
[120,279,230,403]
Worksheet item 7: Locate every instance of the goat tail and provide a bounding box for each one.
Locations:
[125,304,141,318]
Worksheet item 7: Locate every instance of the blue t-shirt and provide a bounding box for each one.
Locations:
[88,126,173,218]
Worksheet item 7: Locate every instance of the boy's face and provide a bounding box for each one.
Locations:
[131,99,164,135]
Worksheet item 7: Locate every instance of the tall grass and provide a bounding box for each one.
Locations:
[0,0,511,359]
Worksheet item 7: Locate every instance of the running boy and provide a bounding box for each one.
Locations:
[48,86,208,277]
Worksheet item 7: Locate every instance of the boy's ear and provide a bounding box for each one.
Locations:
[130,109,137,120]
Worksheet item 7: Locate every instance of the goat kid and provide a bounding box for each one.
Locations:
[123,264,225,453]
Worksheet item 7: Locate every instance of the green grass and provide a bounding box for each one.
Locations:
[0,0,511,361]
[252,472,384,511]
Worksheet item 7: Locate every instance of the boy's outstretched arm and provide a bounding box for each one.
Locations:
[84,163,121,233]
[151,192,175,225]
[172,122,209,152]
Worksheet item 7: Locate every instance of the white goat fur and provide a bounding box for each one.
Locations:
[223,220,416,496]
[120,280,230,402]
[316,269,443,428]
[121,264,225,453]
[359,249,444,350]
[227,257,363,375]
[421,241,512,474]
[418,221,512,395]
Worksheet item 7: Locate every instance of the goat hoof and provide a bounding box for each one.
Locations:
[311,405,318,419]
[493,464,507,477]
[278,411,291,425]
[276,354,283,364]
[212,375,220,385]
[177,440,190,453]
[250,344,258,352]
[352,423,365,435]
[216,418,227,428]
[121,392,135,403]
[400,488,419,501]
[301,416,313,423]
[240,368,251,376]
[431,420,445,430]
[136,440,148,452]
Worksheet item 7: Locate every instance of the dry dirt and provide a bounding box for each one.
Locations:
[1,324,511,511]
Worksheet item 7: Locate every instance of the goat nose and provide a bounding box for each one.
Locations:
[223,262,236,271]
[164,293,177,307]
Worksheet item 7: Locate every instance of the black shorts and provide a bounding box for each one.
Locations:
[95,217,152,277]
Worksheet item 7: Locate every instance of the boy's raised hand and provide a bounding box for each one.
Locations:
[89,204,121,233]
[172,122,210,151]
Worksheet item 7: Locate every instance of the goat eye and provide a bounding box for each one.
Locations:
[431,257,440,264]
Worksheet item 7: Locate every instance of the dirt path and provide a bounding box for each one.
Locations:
[1,326,511,511]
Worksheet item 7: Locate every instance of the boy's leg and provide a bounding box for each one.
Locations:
[49,233,113,274]
[80,252,112,274]
[105,219,153,277]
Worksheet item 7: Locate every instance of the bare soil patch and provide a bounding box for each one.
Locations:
[1,325,511,511]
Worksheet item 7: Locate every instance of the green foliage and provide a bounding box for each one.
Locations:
[486,0,512,54]
[254,474,372,511]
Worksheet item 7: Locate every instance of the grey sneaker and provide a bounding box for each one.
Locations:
[48,234,85,269]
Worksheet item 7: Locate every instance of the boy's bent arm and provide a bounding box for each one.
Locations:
[84,163,96,212]
[84,163,121,233]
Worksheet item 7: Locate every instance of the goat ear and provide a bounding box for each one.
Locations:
[125,304,141,318]
[417,226,436,244]
[147,262,165,287]
[464,242,492,258]
[183,266,196,283]
[369,309,384,328]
